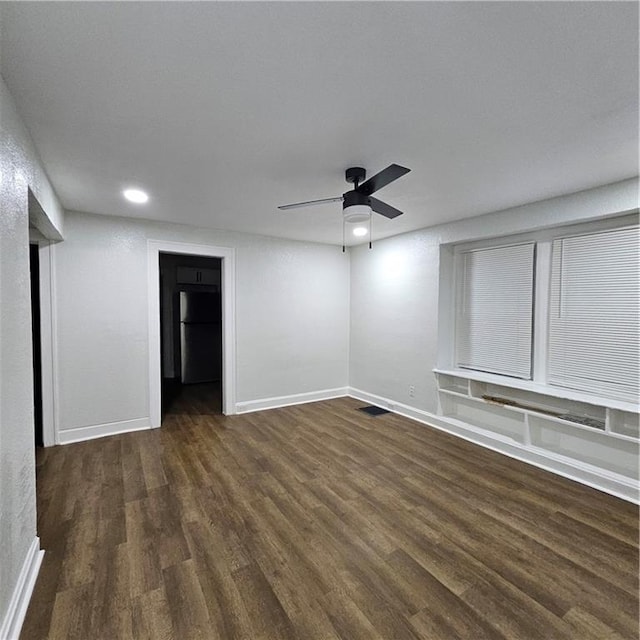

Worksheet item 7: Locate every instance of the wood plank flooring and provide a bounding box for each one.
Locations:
[21,395,639,639]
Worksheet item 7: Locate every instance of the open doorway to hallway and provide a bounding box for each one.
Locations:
[159,253,223,420]
[29,243,44,447]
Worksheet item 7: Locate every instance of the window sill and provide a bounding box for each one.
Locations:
[433,368,639,413]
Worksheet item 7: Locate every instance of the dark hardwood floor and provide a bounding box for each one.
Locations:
[21,396,639,639]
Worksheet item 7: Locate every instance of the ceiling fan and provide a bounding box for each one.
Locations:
[278,164,411,249]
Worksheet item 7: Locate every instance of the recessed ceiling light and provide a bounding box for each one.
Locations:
[352,226,368,237]
[123,188,149,204]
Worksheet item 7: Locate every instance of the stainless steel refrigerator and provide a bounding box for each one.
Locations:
[180,291,221,384]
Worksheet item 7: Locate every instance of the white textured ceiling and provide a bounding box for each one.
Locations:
[1,2,638,245]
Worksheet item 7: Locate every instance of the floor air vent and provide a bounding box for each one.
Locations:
[359,405,391,416]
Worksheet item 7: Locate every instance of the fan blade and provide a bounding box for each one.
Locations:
[369,197,403,219]
[278,196,343,210]
[356,164,410,196]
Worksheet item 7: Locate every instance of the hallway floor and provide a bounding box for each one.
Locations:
[162,380,222,417]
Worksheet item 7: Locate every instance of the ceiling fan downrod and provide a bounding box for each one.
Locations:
[345,166,366,190]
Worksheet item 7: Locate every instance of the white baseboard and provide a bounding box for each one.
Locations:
[348,387,639,504]
[0,537,44,640]
[236,387,349,414]
[57,417,152,445]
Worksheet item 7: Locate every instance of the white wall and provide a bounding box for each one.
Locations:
[53,211,350,436]
[0,74,63,632]
[349,178,639,412]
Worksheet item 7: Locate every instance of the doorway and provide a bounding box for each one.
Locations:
[29,243,43,447]
[147,240,236,427]
[159,253,223,419]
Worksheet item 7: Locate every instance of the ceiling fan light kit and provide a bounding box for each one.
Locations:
[343,204,372,224]
[342,203,373,250]
[278,164,411,251]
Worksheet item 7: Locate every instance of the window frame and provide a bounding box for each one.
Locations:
[545,223,639,401]
[443,212,638,400]
[454,240,537,380]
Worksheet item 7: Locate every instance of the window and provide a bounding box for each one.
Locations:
[450,217,639,403]
[456,243,535,379]
[547,226,639,401]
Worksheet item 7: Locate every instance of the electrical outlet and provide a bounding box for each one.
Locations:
[408,385,416,398]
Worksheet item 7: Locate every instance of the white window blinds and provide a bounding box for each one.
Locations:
[548,226,639,401]
[456,243,535,379]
